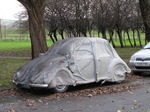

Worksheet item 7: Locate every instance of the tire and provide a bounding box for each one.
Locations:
[113,63,126,82]
[52,85,69,93]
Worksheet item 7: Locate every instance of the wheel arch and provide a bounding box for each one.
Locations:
[49,68,75,88]
[107,59,129,82]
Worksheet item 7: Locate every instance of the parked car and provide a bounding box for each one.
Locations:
[129,42,150,74]
[13,37,131,93]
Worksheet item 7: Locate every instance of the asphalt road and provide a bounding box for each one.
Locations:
[0,76,150,112]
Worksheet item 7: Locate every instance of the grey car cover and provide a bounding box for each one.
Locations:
[13,37,131,89]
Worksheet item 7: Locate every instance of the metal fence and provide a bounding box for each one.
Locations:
[0,19,29,40]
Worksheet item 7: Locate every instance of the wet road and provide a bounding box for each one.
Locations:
[0,77,150,112]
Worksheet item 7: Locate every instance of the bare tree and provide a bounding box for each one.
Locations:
[45,0,144,47]
[13,11,29,40]
[45,15,59,43]
[92,0,110,39]
[139,0,150,41]
[45,0,68,41]
[123,0,136,47]
[111,0,126,47]
[17,0,48,59]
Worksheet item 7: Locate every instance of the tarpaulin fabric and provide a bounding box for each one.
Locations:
[14,37,131,89]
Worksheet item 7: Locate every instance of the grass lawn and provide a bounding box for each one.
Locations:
[0,58,30,90]
[0,40,142,90]
[0,40,53,57]
[115,47,141,59]
[0,40,31,57]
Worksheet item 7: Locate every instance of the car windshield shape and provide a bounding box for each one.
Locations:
[143,42,150,49]
[46,39,71,56]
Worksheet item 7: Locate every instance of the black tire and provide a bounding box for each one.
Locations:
[52,85,69,93]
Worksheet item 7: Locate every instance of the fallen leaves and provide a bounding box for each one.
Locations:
[116,110,123,112]
[41,84,141,101]
[126,74,143,79]
[0,83,141,102]
[127,90,134,95]
[26,99,36,107]
[38,99,43,104]
[0,88,32,98]
[0,74,144,100]
[87,94,93,97]
[7,109,16,112]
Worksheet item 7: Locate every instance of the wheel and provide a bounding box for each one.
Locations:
[108,61,127,83]
[52,85,69,93]
[113,63,126,82]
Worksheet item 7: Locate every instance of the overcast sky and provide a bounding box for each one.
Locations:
[0,0,25,20]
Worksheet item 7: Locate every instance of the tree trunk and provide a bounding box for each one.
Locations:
[108,30,116,48]
[48,32,55,43]
[81,31,87,37]
[98,31,100,37]
[123,31,126,47]
[53,29,58,41]
[18,0,48,59]
[126,30,133,47]
[139,0,150,41]
[116,29,124,48]
[88,30,92,37]
[137,29,142,47]
[59,30,64,40]
[145,38,147,45]
[132,30,137,46]
[101,30,107,40]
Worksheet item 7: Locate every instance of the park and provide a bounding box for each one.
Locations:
[0,0,150,112]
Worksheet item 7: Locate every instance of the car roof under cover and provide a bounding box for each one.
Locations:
[47,37,109,54]
[56,37,108,46]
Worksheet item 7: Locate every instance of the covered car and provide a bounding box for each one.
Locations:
[129,42,150,74]
[13,37,131,93]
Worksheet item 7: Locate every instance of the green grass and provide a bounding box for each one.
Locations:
[111,39,147,47]
[0,40,53,57]
[0,58,30,90]
[0,40,31,57]
[115,47,141,59]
